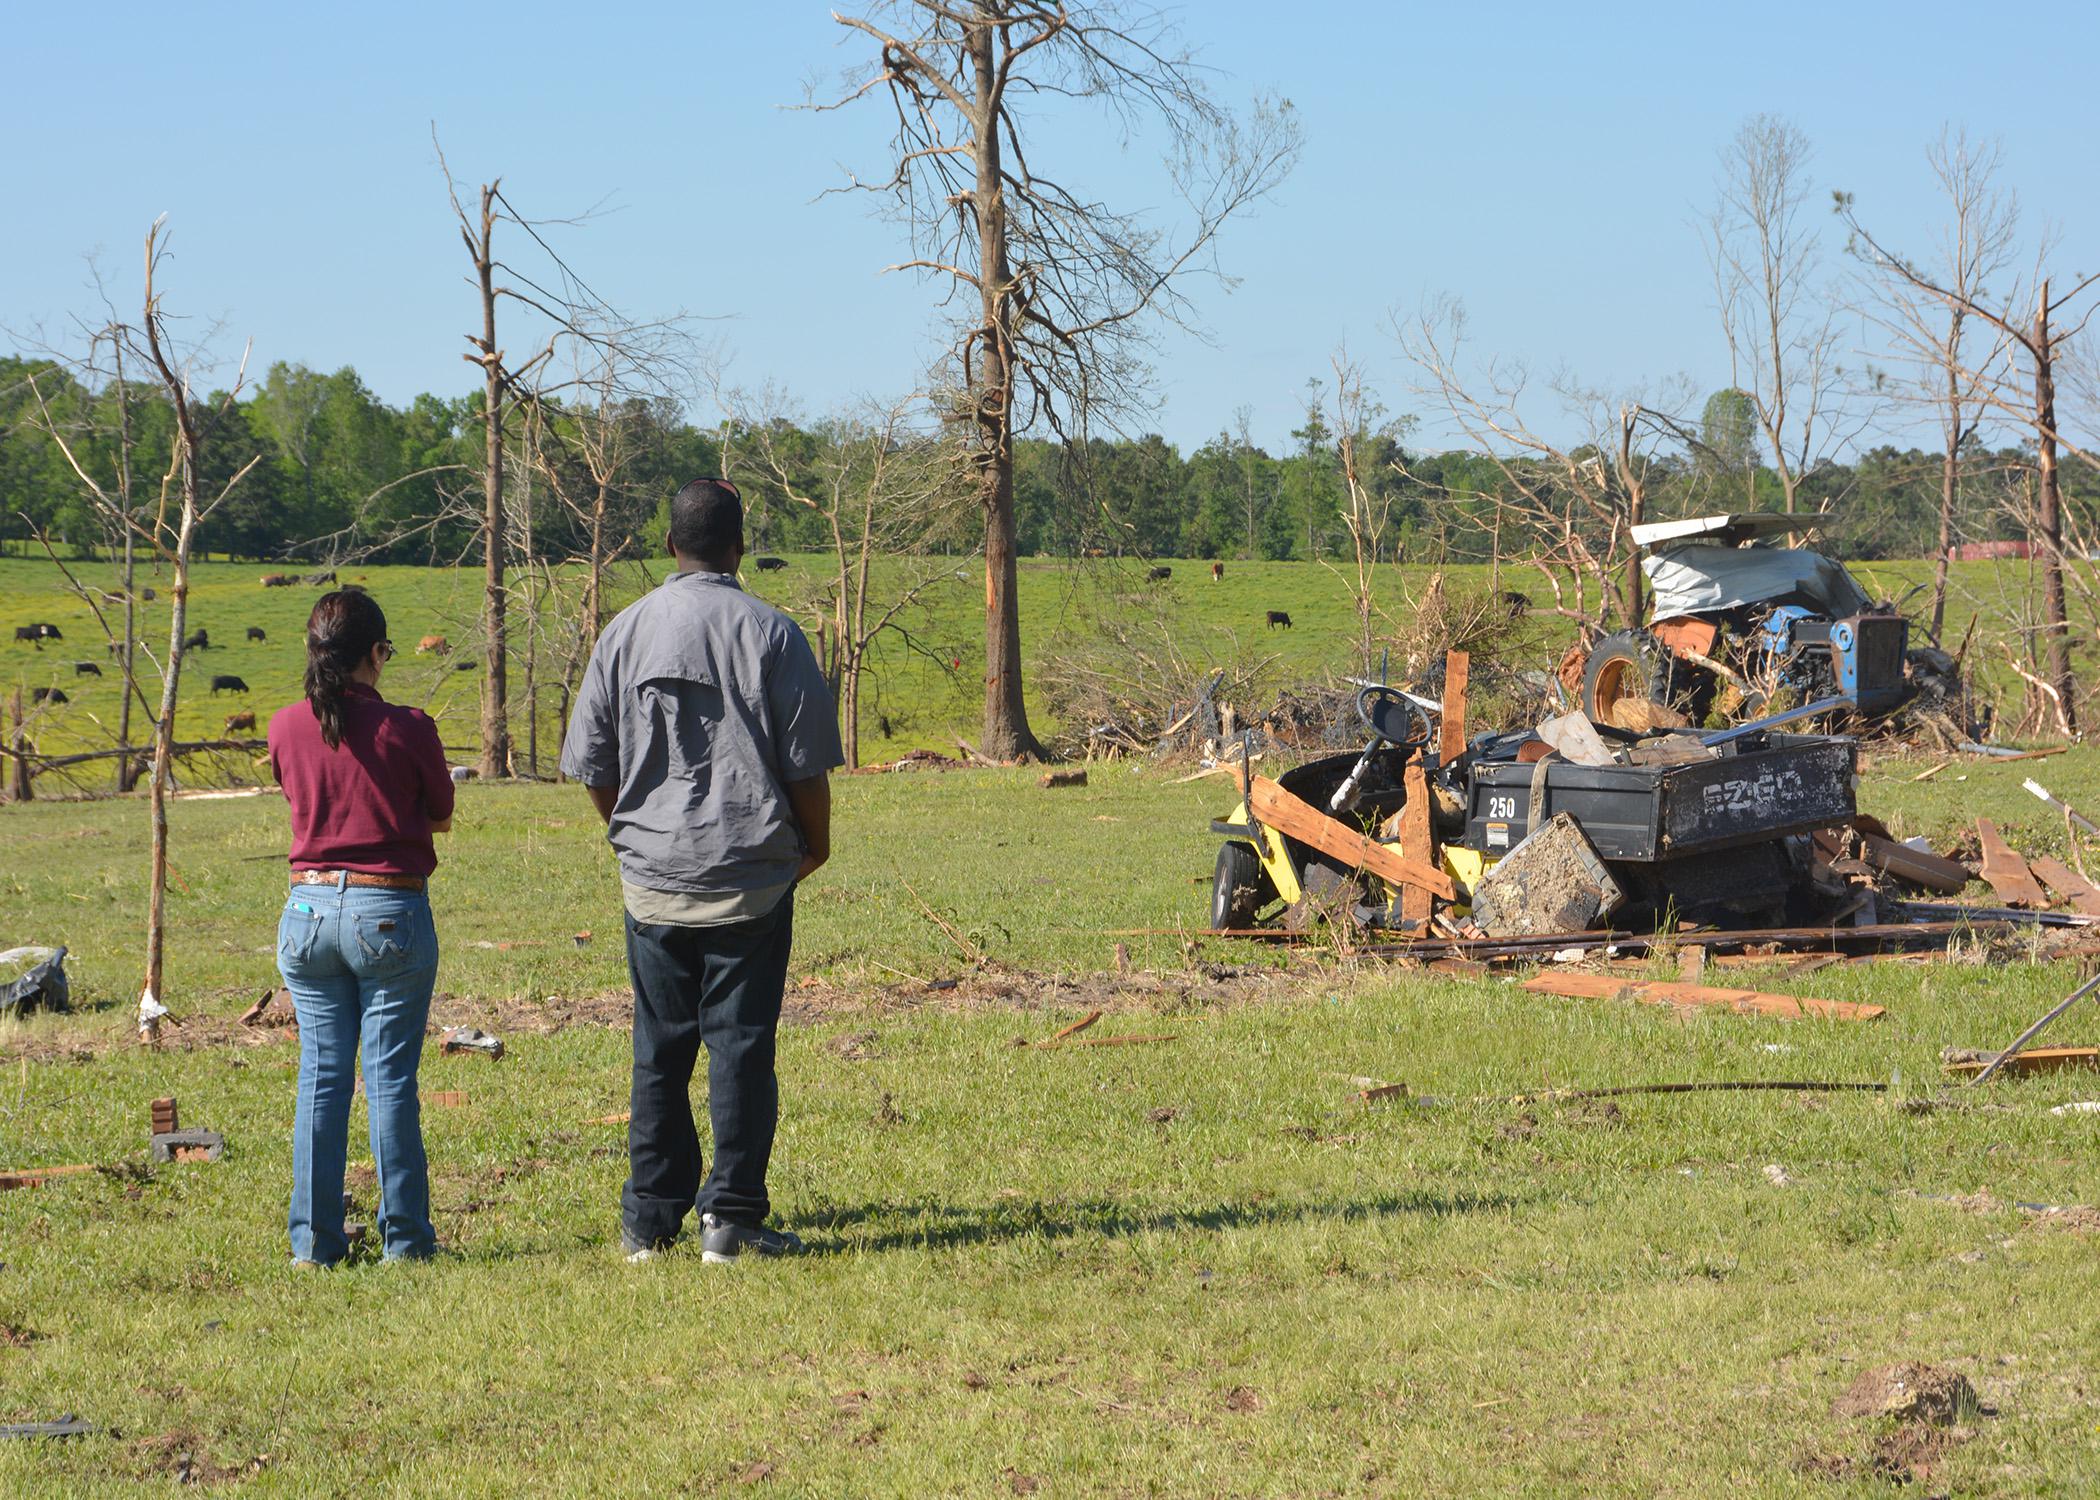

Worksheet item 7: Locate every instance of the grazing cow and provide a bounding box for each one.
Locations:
[14,623,62,646]
[106,639,126,656]
[184,628,210,651]
[754,557,788,572]
[454,660,478,671]
[1266,610,1293,630]
[140,588,156,601]
[1211,561,1224,582]
[246,626,267,642]
[224,710,256,733]
[74,661,101,677]
[210,674,250,695]
[1146,565,1172,582]
[306,570,337,585]
[260,573,295,587]
[31,686,68,705]
[417,635,448,654]
[1499,590,1532,619]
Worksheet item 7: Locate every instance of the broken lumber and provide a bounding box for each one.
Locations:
[1437,649,1469,764]
[2031,856,2100,916]
[1966,970,2100,1085]
[1856,831,1971,895]
[1521,972,1885,1022]
[0,1164,98,1192]
[1976,819,2049,908]
[1399,760,1436,925]
[1942,1045,2100,1079]
[1048,1010,1102,1043]
[1247,776,1455,902]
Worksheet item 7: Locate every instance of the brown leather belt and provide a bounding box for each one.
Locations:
[292,870,427,892]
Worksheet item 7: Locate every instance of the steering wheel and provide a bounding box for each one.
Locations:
[1354,685,1430,754]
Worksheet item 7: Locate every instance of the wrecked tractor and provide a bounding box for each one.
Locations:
[1579,513,1958,730]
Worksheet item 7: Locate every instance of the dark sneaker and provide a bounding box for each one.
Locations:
[621,1233,673,1264]
[699,1212,803,1263]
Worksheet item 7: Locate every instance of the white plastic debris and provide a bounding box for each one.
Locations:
[1762,1163,1795,1187]
[2048,1101,2100,1116]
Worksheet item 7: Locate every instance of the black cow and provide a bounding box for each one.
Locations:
[1266,610,1293,629]
[1146,565,1172,582]
[246,626,267,642]
[306,570,337,586]
[74,661,101,677]
[184,629,210,651]
[14,623,62,646]
[1499,590,1532,619]
[210,674,250,695]
[454,660,478,671]
[754,557,788,572]
[31,686,68,705]
[140,588,156,601]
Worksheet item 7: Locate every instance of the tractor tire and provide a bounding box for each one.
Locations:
[1211,841,1275,931]
[1581,630,1674,726]
[1581,629,1715,727]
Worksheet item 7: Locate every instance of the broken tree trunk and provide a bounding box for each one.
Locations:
[1437,649,1469,764]
[1399,760,1436,926]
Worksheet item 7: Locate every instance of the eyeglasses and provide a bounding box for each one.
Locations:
[378,641,397,662]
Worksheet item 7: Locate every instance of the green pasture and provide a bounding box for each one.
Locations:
[0,552,2054,788]
[6,753,2100,1493]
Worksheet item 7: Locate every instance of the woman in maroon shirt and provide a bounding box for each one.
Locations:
[268,590,454,1266]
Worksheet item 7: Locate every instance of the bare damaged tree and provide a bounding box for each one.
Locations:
[1837,196,2100,733]
[1704,115,1862,515]
[718,388,970,767]
[1327,353,1399,674]
[821,2,1301,760]
[1842,129,2018,640]
[1395,298,1674,634]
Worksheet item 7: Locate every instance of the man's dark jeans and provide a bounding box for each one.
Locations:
[622,890,795,1248]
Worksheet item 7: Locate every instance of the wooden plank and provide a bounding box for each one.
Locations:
[2030,856,2100,917]
[1248,776,1455,901]
[1857,831,1971,895]
[0,1163,99,1192]
[1676,944,1707,982]
[1522,972,1886,1022]
[1976,819,2049,908]
[1399,760,1436,924]
[1438,650,1469,764]
[1941,1045,2100,1079]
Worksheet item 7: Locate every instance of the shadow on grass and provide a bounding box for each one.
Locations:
[793,1190,1530,1255]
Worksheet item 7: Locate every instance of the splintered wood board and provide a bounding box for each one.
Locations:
[1522,972,1885,1022]
[2030,856,2100,917]
[1976,818,2049,908]
[1941,1046,2100,1079]
[1248,777,1455,900]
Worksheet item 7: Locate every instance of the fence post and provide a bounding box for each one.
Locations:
[5,688,31,803]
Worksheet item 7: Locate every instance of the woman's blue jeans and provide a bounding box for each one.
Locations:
[277,879,441,1264]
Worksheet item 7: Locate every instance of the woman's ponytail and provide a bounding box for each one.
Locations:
[303,590,389,749]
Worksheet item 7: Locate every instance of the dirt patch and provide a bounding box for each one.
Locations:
[827,1030,881,1061]
[1922,1189,2100,1235]
[1832,1362,1979,1425]
[2,964,1298,1062]
[129,1428,267,1486]
[0,1322,43,1348]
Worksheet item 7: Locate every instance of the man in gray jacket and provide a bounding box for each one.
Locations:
[560,478,842,1262]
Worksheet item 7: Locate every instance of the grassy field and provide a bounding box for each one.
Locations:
[0,550,2055,788]
[6,751,2100,1494]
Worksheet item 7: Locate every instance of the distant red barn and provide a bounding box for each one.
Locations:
[1949,541,2031,562]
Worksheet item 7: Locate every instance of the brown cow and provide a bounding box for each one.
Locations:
[224,710,257,733]
[417,635,448,654]
[1211,561,1224,582]
[260,573,295,587]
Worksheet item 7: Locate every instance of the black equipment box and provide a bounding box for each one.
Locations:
[1463,732,1856,863]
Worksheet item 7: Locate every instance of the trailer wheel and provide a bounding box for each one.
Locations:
[1582,629,1697,726]
[1211,842,1275,931]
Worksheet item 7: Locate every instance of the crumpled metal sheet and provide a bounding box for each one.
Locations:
[0,946,68,1014]
[1642,545,1873,619]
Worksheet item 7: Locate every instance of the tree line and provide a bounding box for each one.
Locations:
[5,353,2082,570]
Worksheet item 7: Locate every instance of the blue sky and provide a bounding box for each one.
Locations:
[9,2,2096,453]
